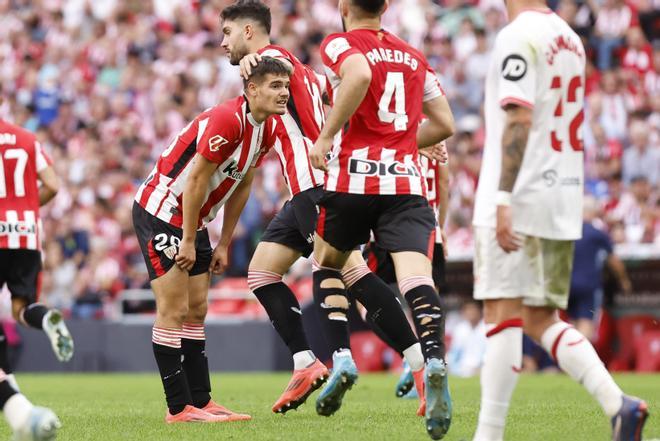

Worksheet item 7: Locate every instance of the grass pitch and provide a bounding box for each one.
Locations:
[1,372,657,440]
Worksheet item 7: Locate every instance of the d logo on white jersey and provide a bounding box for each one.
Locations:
[501,55,527,81]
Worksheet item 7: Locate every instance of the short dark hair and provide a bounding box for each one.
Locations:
[221,0,271,34]
[352,0,386,15]
[244,56,290,86]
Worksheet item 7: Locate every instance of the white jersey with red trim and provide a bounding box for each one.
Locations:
[320,29,444,196]
[0,120,51,250]
[258,44,325,197]
[473,9,585,240]
[135,96,275,228]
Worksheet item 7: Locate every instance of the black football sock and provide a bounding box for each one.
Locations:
[181,323,211,409]
[152,327,191,414]
[0,380,17,409]
[21,304,49,330]
[401,279,446,360]
[251,281,311,355]
[0,326,11,374]
[347,272,418,354]
[313,269,351,354]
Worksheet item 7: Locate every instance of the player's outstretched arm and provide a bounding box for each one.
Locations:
[495,104,531,253]
[310,53,372,171]
[210,167,256,275]
[37,165,59,206]
[177,153,218,272]
[418,95,455,149]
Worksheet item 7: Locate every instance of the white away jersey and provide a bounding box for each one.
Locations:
[473,9,586,240]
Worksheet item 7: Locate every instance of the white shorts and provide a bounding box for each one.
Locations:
[473,227,575,309]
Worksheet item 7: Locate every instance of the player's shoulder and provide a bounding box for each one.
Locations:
[321,32,356,64]
[0,119,37,146]
[259,44,294,62]
[198,97,245,138]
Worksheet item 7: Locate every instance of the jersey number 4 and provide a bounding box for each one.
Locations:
[378,72,408,131]
[0,149,28,198]
[550,75,584,152]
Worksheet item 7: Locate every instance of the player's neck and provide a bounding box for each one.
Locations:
[506,0,549,21]
[345,18,381,32]
[247,104,267,125]
[248,36,272,53]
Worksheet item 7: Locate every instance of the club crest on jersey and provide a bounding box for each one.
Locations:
[501,54,527,81]
[209,135,229,152]
[349,158,420,177]
[222,160,244,180]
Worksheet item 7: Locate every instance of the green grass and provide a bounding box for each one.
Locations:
[2,373,658,440]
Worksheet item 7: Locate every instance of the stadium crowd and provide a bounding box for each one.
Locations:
[0,0,657,317]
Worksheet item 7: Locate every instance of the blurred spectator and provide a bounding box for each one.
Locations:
[447,301,486,377]
[592,0,636,70]
[622,119,660,186]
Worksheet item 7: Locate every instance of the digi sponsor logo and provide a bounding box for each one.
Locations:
[501,54,527,81]
[349,158,420,177]
[209,135,229,152]
[0,221,36,235]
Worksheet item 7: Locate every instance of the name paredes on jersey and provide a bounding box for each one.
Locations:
[365,48,419,71]
[349,158,420,177]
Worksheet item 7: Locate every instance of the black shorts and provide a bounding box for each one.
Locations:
[260,186,324,257]
[0,248,42,303]
[363,241,446,287]
[132,202,212,281]
[317,192,436,255]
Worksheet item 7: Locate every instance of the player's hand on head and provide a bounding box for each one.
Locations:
[210,245,229,275]
[310,135,332,172]
[175,239,197,272]
[495,205,522,253]
[239,53,262,80]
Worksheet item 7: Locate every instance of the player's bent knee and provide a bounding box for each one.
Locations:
[187,301,208,322]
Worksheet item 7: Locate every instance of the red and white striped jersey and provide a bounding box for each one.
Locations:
[135,96,276,228]
[419,144,448,244]
[320,29,444,195]
[0,119,51,250]
[258,44,325,197]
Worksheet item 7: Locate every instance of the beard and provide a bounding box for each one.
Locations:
[229,43,248,65]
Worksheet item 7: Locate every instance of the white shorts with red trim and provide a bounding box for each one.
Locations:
[473,226,574,309]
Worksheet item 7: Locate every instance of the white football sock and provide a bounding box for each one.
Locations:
[474,321,522,441]
[292,350,316,370]
[3,393,33,431]
[540,321,623,417]
[402,343,424,372]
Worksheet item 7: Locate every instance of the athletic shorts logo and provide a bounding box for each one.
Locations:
[209,135,229,152]
[501,54,527,81]
[162,245,178,260]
